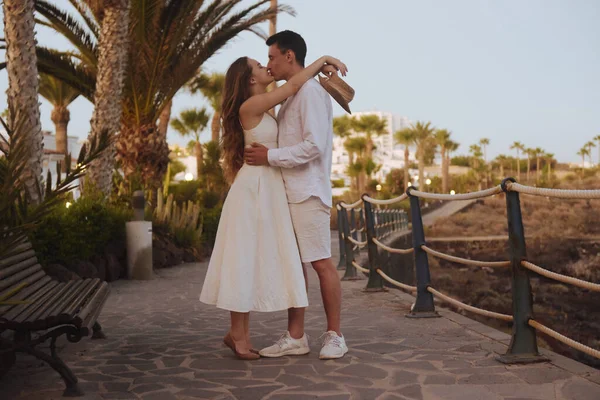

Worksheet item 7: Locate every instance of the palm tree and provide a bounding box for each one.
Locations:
[469,144,483,190]
[479,138,490,164]
[525,148,534,182]
[479,138,490,186]
[353,114,387,161]
[435,129,451,193]
[38,73,80,166]
[445,140,459,191]
[188,72,226,143]
[344,137,367,192]
[412,121,436,190]
[3,0,43,204]
[35,0,292,190]
[394,128,415,189]
[494,154,509,179]
[80,0,131,197]
[585,141,596,166]
[534,147,544,184]
[202,141,226,192]
[577,148,589,168]
[545,153,554,180]
[158,99,173,138]
[171,108,210,180]
[510,141,525,181]
[594,135,600,166]
[333,115,354,138]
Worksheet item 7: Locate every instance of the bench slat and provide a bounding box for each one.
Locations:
[12,281,65,323]
[19,282,72,324]
[0,275,52,314]
[74,282,109,327]
[45,279,94,324]
[1,279,58,321]
[37,280,87,322]
[0,244,33,269]
[57,279,102,322]
[0,264,43,291]
[0,269,47,302]
[0,255,38,280]
[80,283,110,334]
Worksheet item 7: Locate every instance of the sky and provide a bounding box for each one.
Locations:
[1,0,599,163]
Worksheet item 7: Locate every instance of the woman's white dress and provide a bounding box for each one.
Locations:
[199,113,308,312]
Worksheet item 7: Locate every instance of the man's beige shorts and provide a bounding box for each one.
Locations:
[288,196,331,263]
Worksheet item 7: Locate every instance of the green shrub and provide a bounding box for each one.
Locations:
[201,204,222,248]
[331,178,345,188]
[30,195,131,266]
[168,180,202,203]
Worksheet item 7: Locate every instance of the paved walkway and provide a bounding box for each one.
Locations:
[2,234,600,399]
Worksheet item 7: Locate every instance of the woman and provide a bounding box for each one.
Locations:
[199,55,347,360]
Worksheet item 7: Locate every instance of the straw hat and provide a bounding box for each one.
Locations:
[318,72,355,114]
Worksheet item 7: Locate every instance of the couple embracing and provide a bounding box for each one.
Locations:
[200,30,349,360]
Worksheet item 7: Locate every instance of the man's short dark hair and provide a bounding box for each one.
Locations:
[266,30,307,67]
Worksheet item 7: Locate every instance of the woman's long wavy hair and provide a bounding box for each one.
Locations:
[221,57,253,184]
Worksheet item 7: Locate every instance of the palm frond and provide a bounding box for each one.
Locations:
[67,0,100,37]
[37,47,95,101]
[39,73,81,106]
[35,0,98,67]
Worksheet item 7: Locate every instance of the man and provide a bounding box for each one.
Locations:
[244,30,347,359]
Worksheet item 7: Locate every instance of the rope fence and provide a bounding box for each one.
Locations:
[337,177,600,362]
[422,245,510,268]
[528,320,600,359]
[522,261,600,292]
[506,182,600,200]
[427,287,514,322]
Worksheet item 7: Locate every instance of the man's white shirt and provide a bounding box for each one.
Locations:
[267,79,333,207]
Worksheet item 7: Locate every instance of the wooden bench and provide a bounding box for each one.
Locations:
[0,242,110,397]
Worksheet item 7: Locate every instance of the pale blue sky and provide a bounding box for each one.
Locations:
[1,0,598,162]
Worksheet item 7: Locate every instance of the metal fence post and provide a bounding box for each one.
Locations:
[341,207,359,281]
[497,178,548,364]
[363,196,386,292]
[406,187,439,318]
[336,204,346,270]
[350,209,360,256]
[359,208,366,244]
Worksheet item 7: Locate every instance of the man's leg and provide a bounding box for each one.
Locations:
[311,257,342,336]
[288,264,308,339]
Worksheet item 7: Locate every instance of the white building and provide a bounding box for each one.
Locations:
[331,111,416,184]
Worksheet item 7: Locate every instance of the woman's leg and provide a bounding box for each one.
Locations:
[244,313,253,349]
[230,311,250,352]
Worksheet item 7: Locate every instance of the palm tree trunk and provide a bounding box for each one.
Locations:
[403,146,410,188]
[158,99,172,139]
[87,0,131,197]
[3,0,43,204]
[445,153,452,191]
[418,146,425,191]
[195,141,203,180]
[441,147,448,193]
[527,157,531,182]
[500,163,504,179]
[51,106,70,172]
[211,111,221,143]
[547,158,552,179]
[536,157,541,184]
[516,152,521,181]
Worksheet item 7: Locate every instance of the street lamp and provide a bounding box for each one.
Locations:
[184,173,194,181]
[425,178,432,185]
[376,184,382,191]
[450,190,456,195]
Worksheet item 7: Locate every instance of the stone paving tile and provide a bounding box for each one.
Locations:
[1,233,600,399]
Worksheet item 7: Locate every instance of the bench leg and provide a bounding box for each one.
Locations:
[20,344,83,397]
[91,321,106,340]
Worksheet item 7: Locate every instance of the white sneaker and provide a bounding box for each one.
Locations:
[319,331,348,360]
[259,331,310,358]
